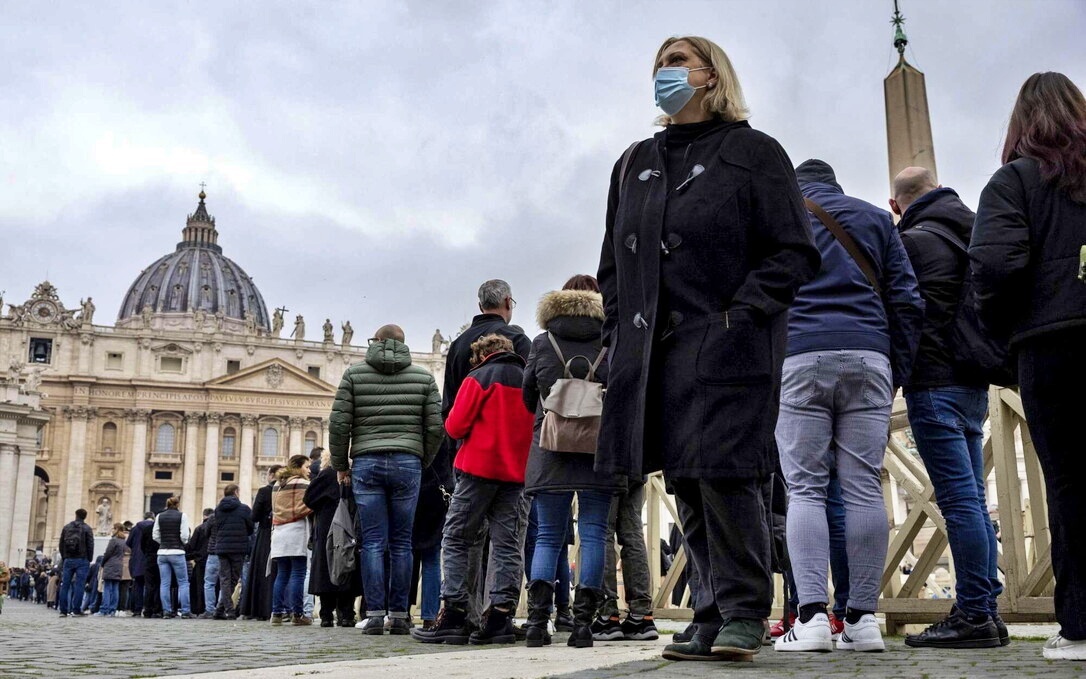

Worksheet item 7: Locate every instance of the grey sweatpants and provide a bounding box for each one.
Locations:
[776,350,892,612]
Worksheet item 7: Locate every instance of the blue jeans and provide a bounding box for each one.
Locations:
[81,584,100,613]
[531,490,612,590]
[157,554,191,615]
[203,555,220,615]
[58,558,89,614]
[272,556,307,616]
[352,453,422,616]
[906,386,1002,617]
[100,580,120,615]
[419,544,442,621]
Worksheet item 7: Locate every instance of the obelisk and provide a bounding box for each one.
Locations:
[884,0,937,189]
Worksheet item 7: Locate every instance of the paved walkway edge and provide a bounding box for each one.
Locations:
[167,638,672,679]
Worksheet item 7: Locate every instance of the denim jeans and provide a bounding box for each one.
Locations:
[352,453,422,617]
[777,350,893,612]
[100,580,120,615]
[601,480,653,617]
[303,550,314,617]
[905,386,1001,617]
[157,554,191,615]
[419,544,442,620]
[203,554,220,615]
[441,472,528,610]
[532,491,612,590]
[58,558,89,614]
[1020,329,1086,639]
[272,555,307,616]
[81,584,100,614]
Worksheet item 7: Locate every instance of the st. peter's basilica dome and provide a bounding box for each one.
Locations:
[117,191,271,331]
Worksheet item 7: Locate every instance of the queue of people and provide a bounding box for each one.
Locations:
[31,34,1086,666]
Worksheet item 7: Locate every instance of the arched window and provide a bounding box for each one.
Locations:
[304,431,318,454]
[261,428,279,457]
[221,427,237,459]
[156,423,176,452]
[101,422,118,451]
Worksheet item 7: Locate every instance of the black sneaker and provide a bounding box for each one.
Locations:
[622,615,659,641]
[411,606,472,645]
[591,615,624,641]
[904,608,1001,649]
[388,617,411,635]
[469,606,516,645]
[358,615,385,635]
[554,606,574,632]
[992,613,1010,647]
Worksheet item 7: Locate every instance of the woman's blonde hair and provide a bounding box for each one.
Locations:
[653,36,749,126]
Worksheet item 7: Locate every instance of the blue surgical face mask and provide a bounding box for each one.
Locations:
[654,66,712,116]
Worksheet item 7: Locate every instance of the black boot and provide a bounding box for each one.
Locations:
[554,604,574,632]
[469,605,516,645]
[568,587,603,649]
[525,579,554,648]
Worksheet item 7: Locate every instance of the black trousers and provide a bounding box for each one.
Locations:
[670,476,772,639]
[216,554,245,615]
[319,593,356,623]
[142,556,161,616]
[1019,329,1086,640]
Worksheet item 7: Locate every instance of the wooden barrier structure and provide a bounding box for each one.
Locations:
[642,386,1056,631]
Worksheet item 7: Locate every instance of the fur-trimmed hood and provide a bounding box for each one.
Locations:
[536,290,604,329]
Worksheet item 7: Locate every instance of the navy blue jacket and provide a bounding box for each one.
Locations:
[790,160,924,388]
[213,496,254,556]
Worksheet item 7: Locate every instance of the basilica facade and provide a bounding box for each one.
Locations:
[0,192,445,565]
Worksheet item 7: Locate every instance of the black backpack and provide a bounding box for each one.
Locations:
[61,523,84,557]
[915,222,1017,387]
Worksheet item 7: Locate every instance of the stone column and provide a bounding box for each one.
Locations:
[77,333,94,374]
[125,409,150,521]
[201,412,222,510]
[44,485,61,555]
[238,415,257,504]
[288,417,304,458]
[9,447,38,564]
[181,413,202,517]
[62,406,95,529]
[0,444,18,561]
[321,418,330,448]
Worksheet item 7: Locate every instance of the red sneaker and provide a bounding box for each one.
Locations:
[828,612,845,641]
[770,612,797,639]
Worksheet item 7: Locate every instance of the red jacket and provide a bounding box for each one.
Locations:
[445,351,534,483]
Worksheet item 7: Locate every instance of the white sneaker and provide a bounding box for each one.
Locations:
[355,616,385,633]
[837,614,885,652]
[774,613,834,652]
[1043,634,1086,660]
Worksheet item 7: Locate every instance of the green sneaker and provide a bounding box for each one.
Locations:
[662,637,726,661]
[710,618,763,660]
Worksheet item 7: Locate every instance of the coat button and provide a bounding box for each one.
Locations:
[633,312,647,329]
[624,234,638,253]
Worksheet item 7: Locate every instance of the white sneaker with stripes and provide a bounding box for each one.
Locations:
[774,613,834,652]
[837,614,886,652]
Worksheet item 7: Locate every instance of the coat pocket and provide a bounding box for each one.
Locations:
[695,310,772,385]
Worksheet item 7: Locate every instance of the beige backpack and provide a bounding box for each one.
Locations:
[539,333,607,454]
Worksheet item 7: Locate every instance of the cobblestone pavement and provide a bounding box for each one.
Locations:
[1,600,1083,679]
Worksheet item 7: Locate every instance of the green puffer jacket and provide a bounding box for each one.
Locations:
[329,339,443,472]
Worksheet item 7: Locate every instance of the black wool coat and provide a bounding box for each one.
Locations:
[522,289,626,496]
[971,157,1086,345]
[595,121,819,480]
[413,438,454,552]
[303,468,362,596]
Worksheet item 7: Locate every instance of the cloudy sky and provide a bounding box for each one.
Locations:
[4,0,1084,349]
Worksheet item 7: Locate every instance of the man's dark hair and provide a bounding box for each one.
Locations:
[223,484,240,497]
[269,464,283,477]
[309,446,324,461]
[143,511,154,520]
[123,521,133,530]
[203,508,214,518]
[75,509,87,521]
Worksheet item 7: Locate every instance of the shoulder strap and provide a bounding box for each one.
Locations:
[617,141,642,200]
[588,347,607,381]
[915,222,969,256]
[804,198,882,296]
[546,332,569,377]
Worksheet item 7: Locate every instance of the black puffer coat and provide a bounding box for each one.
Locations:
[971,157,1086,344]
[303,468,363,596]
[596,120,819,480]
[523,289,626,496]
[213,496,253,556]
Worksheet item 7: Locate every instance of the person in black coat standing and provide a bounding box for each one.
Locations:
[213,485,253,619]
[970,72,1086,662]
[597,36,818,662]
[187,509,212,616]
[304,455,362,627]
[411,438,454,628]
[241,466,279,621]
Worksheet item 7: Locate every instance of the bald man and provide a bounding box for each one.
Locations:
[891,168,1006,650]
[329,324,443,633]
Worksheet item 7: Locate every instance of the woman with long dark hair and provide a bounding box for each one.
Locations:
[595,35,818,662]
[971,71,1086,661]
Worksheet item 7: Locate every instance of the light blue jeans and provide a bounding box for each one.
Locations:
[157,553,191,615]
[203,554,220,615]
[776,350,893,612]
